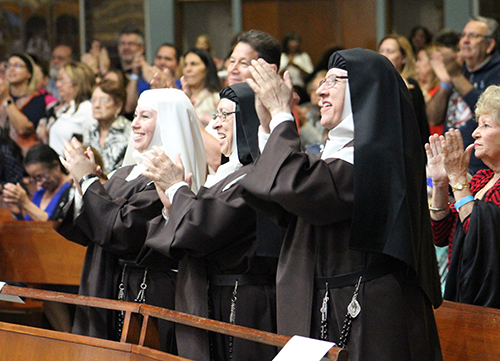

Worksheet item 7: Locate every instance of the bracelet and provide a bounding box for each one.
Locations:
[429,206,448,212]
[129,73,139,81]
[454,195,474,211]
[440,81,452,90]
[79,173,98,187]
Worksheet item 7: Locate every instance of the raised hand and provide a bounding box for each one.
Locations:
[247,59,294,119]
[442,128,473,181]
[141,146,186,191]
[425,134,448,187]
[61,137,97,187]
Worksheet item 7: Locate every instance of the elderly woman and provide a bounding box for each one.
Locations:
[240,51,442,360]
[0,53,46,154]
[3,143,72,221]
[83,79,130,174]
[378,34,430,147]
[427,85,500,308]
[37,61,96,155]
[138,83,281,361]
[58,89,206,350]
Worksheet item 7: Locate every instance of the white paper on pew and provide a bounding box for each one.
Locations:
[272,335,335,361]
[0,282,25,303]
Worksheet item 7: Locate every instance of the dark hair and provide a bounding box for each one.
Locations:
[24,144,68,174]
[119,25,144,45]
[433,29,460,50]
[94,79,127,113]
[156,43,180,63]
[102,68,127,90]
[237,30,281,68]
[282,31,303,55]
[184,48,221,93]
[410,26,433,45]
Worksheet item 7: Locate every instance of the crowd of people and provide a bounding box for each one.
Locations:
[1,15,500,361]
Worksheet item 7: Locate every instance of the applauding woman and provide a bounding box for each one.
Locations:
[427,85,500,308]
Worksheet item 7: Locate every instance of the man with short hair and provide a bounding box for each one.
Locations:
[47,44,73,99]
[431,16,500,173]
[153,43,181,89]
[227,29,281,85]
[117,26,149,117]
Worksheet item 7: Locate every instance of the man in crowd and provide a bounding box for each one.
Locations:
[431,16,500,173]
[153,43,181,89]
[47,44,73,99]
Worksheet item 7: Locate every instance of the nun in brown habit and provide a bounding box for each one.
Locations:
[240,49,443,361]
[138,82,283,361]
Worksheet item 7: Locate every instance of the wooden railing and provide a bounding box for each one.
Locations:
[0,285,348,361]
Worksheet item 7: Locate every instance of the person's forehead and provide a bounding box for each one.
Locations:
[120,33,140,42]
[218,98,235,110]
[327,68,348,77]
[53,46,71,57]
[232,42,259,60]
[464,21,488,34]
[157,46,176,58]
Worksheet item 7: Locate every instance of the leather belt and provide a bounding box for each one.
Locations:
[315,259,403,289]
[209,274,275,287]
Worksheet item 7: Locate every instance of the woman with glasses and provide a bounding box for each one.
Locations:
[138,83,281,361]
[83,80,131,174]
[37,61,96,155]
[240,51,442,360]
[0,53,46,154]
[2,143,73,221]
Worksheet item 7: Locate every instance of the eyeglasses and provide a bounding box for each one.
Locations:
[56,77,72,85]
[29,169,50,184]
[91,97,112,105]
[460,32,490,40]
[119,41,140,47]
[5,63,26,70]
[212,111,236,122]
[319,74,348,89]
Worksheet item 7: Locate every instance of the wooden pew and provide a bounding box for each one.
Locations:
[0,285,349,361]
[434,300,500,361]
[0,208,85,286]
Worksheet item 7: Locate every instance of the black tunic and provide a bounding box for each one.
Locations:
[139,166,279,361]
[58,166,176,351]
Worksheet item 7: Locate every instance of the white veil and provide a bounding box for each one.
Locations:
[122,89,207,192]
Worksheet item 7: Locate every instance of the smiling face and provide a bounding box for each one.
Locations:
[227,42,259,85]
[317,68,347,130]
[378,38,405,73]
[183,52,208,88]
[415,49,433,82]
[25,162,60,192]
[472,113,500,166]
[212,98,235,157]
[132,105,158,153]
[154,45,178,74]
[6,56,31,85]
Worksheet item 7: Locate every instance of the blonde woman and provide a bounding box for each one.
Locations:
[37,61,96,155]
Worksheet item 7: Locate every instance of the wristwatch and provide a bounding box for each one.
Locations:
[79,173,98,187]
[451,182,468,192]
[2,98,12,107]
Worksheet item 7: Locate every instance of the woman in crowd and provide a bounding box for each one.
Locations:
[83,79,131,174]
[416,43,446,135]
[240,51,442,360]
[3,143,72,221]
[427,85,500,308]
[181,48,221,127]
[58,88,206,351]
[410,25,433,54]
[279,32,314,92]
[195,34,224,71]
[0,53,46,154]
[378,33,430,147]
[37,61,96,155]
[138,83,281,361]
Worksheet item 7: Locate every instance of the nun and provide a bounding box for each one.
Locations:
[58,88,206,352]
[240,50,443,360]
[138,83,282,361]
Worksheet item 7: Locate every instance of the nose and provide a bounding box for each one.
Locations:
[472,126,479,139]
[316,81,328,97]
